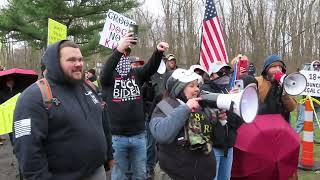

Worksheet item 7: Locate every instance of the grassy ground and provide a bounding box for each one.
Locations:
[290,110,320,180]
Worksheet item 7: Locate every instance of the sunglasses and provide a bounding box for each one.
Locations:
[217,69,230,77]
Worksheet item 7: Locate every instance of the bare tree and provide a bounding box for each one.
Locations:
[2,0,320,73]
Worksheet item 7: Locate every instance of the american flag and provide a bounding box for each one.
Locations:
[200,0,228,72]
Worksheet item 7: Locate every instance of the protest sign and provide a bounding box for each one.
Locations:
[0,93,20,135]
[99,9,135,49]
[47,18,67,45]
[300,70,320,97]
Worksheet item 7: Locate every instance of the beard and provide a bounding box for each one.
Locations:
[64,72,85,85]
[266,72,277,82]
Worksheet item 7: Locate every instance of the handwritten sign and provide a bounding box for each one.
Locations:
[0,93,20,135]
[300,70,320,97]
[47,18,67,45]
[99,9,135,49]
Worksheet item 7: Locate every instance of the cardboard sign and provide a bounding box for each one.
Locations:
[47,18,67,45]
[99,9,135,49]
[300,70,320,97]
[0,93,20,135]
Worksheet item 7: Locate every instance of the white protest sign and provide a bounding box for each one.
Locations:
[300,70,320,97]
[99,9,136,49]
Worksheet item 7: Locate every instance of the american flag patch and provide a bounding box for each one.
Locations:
[14,119,31,138]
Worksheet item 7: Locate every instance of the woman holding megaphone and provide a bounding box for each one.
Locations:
[149,68,217,180]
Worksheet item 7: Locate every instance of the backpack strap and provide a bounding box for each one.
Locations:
[156,99,174,116]
[36,78,53,110]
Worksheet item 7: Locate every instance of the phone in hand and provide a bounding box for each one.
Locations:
[239,59,249,71]
[128,24,138,45]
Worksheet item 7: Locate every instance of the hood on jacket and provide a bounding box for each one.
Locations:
[261,54,286,75]
[42,40,80,85]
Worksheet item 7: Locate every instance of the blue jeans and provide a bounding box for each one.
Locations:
[111,132,146,180]
[146,121,157,172]
[296,104,319,139]
[213,147,233,180]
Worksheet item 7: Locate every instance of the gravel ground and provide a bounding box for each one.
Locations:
[0,134,112,180]
[0,134,20,180]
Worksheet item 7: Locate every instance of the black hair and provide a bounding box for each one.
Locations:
[240,74,258,87]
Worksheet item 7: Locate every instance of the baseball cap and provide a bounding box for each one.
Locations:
[209,61,231,75]
[189,65,208,75]
[129,56,144,65]
[166,54,176,61]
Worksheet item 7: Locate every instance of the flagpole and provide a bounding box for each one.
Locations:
[198,0,205,66]
[198,22,204,65]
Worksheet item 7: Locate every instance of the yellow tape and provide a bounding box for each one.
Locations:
[298,96,320,128]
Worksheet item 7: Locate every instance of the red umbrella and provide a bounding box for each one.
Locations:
[0,68,38,91]
[231,114,300,180]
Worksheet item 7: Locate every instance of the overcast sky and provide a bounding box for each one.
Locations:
[0,0,7,7]
[142,0,164,16]
[0,0,162,9]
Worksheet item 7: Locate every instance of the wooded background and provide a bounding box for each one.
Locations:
[0,0,319,74]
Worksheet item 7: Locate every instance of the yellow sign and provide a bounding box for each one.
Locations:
[47,18,67,45]
[0,93,20,135]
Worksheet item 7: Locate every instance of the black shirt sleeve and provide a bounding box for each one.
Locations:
[135,49,163,83]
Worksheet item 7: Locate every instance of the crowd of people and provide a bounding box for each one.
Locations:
[0,32,318,180]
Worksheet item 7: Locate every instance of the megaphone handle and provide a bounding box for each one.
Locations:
[229,101,234,112]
